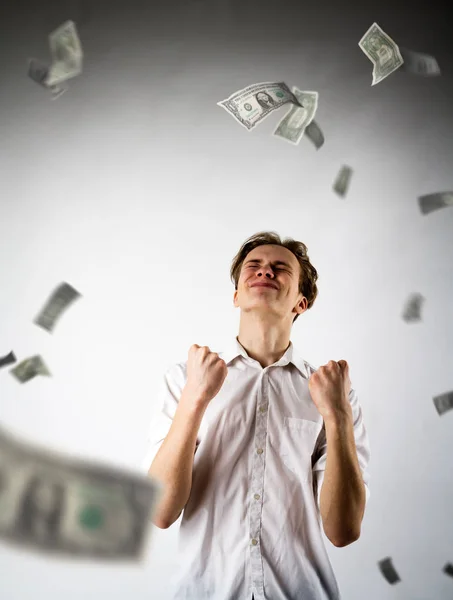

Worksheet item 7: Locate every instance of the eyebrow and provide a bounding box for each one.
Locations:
[244,258,293,270]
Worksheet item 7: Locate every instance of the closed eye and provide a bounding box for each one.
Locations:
[244,260,293,274]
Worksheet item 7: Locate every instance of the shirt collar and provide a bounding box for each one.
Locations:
[219,337,310,380]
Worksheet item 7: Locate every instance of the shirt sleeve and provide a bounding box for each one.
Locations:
[141,362,190,474]
[312,386,371,513]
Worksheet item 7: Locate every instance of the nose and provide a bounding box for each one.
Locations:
[256,266,275,279]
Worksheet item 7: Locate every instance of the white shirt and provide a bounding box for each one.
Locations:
[143,338,371,600]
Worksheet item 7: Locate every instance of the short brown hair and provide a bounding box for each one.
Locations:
[230,231,319,323]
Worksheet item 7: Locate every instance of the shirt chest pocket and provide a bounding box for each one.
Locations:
[279,417,323,481]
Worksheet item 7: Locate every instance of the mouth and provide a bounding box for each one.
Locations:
[251,283,278,290]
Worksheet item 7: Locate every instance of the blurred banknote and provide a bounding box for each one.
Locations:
[359,22,404,85]
[305,120,324,149]
[10,356,51,383]
[402,293,425,322]
[418,192,453,215]
[378,557,401,584]
[217,82,302,131]
[0,352,17,369]
[27,58,66,99]
[333,165,353,197]
[433,391,453,417]
[273,89,318,145]
[400,48,440,76]
[34,282,81,333]
[46,20,83,87]
[0,426,163,560]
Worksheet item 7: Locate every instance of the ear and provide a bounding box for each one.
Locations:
[233,289,238,308]
[296,296,308,315]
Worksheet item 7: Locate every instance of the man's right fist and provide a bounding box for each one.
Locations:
[185,344,228,406]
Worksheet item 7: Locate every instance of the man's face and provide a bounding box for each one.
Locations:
[233,245,307,322]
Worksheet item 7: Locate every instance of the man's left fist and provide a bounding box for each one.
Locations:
[308,360,352,421]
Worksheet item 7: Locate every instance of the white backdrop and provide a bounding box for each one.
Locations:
[1,1,452,599]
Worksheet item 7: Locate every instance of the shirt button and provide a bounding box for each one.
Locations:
[257,448,263,454]
[254,494,260,500]
[251,539,258,546]
[259,406,266,413]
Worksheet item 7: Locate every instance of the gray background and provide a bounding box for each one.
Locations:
[0,1,452,599]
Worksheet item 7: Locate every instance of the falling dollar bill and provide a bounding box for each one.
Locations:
[34,282,81,333]
[333,165,353,197]
[305,120,324,150]
[46,20,83,87]
[0,426,163,560]
[418,192,453,215]
[10,356,51,383]
[378,557,401,584]
[400,48,440,76]
[433,391,453,416]
[401,293,425,322]
[0,352,17,370]
[443,563,453,577]
[27,58,66,99]
[273,89,318,145]
[359,22,404,85]
[217,82,302,131]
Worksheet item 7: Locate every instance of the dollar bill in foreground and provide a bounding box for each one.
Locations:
[0,426,163,560]
[0,352,17,370]
[400,48,440,76]
[10,356,51,383]
[305,120,324,150]
[333,165,353,197]
[217,82,301,131]
[433,391,453,416]
[401,293,425,322]
[273,89,318,145]
[34,282,81,333]
[378,557,401,584]
[418,192,453,215]
[46,20,83,87]
[359,22,404,85]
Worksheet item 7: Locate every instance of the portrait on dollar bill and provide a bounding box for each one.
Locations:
[287,105,308,130]
[15,477,64,543]
[376,45,394,66]
[255,91,275,110]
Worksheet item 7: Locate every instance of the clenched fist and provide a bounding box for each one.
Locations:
[184,344,228,407]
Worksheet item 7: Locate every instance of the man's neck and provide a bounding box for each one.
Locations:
[237,321,292,368]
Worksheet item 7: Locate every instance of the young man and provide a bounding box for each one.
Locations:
[143,231,371,600]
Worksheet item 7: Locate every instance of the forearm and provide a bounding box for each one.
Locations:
[148,388,207,529]
[320,414,366,546]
